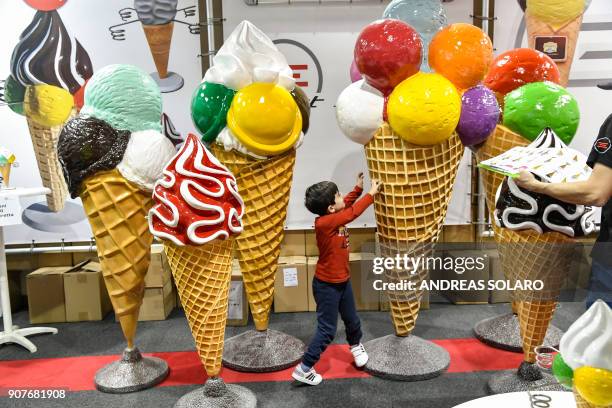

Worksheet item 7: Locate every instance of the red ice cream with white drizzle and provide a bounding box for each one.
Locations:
[149,134,244,246]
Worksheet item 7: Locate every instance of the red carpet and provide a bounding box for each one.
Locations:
[0,338,524,393]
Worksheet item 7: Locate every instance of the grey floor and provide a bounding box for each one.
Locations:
[0,301,585,408]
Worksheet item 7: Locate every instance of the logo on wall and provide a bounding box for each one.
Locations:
[273,39,325,108]
[108,2,200,93]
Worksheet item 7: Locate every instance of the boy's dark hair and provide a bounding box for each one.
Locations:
[305,181,339,216]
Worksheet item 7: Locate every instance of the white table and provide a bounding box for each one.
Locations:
[0,187,58,353]
[453,391,576,408]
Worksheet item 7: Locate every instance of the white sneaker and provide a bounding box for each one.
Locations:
[292,364,322,386]
[351,343,368,367]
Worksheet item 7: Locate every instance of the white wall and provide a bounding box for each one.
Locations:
[221,0,475,229]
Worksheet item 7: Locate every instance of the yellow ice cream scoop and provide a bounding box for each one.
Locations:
[24,84,74,127]
[227,82,302,156]
[387,72,461,146]
[526,0,585,31]
[574,366,612,407]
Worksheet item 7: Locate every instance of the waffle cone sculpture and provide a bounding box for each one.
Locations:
[573,388,609,408]
[149,134,245,378]
[80,168,153,348]
[141,22,174,79]
[525,13,583,87]
[475,125,530,315]
[365,123,464,336]
[501,230,571,363]
[165,240,233,376]
[210,145,295,331]
[25,109,75,212]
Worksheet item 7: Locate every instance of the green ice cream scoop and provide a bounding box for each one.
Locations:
[3,75,25,115]
[503,81,580,144]
[191,81,235,143]
[81,64,162,132]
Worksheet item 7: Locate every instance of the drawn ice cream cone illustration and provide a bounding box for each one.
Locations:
[524,0,589,86]
[8,9,93,211]
[134,0,183,92]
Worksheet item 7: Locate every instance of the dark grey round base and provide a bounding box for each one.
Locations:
[364,334,450,381]
[222,329,305,373]
[22,201,86,233]
[487,370,566,394]
[474,313,564,352]
[95,348,169,394]
[151,72,184,93]
[174,379,256,408]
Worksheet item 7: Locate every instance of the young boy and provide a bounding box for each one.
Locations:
[292,173,381,386]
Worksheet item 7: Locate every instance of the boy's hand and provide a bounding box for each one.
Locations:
[356,172,365,189]
[369,179,382,196]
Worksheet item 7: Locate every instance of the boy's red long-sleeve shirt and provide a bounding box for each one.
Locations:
[314,186,374,283]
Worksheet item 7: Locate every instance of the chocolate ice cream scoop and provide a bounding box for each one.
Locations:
[58,116,130,197]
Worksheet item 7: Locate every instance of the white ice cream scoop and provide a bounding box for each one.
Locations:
[118,129,177,191]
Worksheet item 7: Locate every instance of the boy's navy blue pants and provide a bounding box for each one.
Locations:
[302,277,362,368]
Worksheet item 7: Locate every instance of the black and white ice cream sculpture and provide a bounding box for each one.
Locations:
[491,128,598,237]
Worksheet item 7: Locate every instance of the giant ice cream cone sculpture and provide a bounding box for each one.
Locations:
[149,133,244,378]
[478,78,597,390]
[336,19,493,379]
[7,10,93,211]
[134,0,178,80]
[365,123,463,335]
[524,0,589,86]
[192,21,309,332]
[338,21,492,338]
[188,21,309,372]
[58,64,176,392]
[472,48,572,352]
[554,301,612,408]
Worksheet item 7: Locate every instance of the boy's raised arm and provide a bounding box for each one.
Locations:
[319,194,374,230]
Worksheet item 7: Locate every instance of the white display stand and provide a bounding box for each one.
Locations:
[453,391,576,408]
[0,187,57,353]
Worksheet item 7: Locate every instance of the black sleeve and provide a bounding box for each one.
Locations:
[587,114,612,169]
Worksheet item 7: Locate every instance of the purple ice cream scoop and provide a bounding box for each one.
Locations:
[457,84,500,146]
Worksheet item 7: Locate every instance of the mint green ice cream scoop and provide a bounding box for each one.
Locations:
[81,64,162,132]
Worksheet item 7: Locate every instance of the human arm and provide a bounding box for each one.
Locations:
[320,180,381,229]
[515,163,612,207]
[343,173,366,206]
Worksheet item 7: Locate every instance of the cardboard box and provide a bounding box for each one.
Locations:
[307,257,317,312]
[27,265,75,324]
[274,256,308,313]
[306,254,379,311]
[144,246,171,288]
[305,228,376,256]
[38,252,73,268]
[441,225,474,243]
[7,253,38,272]
[228,261,248,326]
[349,253,380,311]
[8,270,24,311]
[435,249,490,304]
[63,262,112,322]
[72,251,98,265]
[135,279,175,321]
[280,230,306,257]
